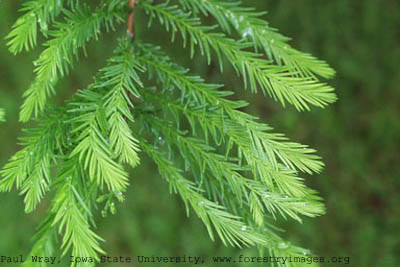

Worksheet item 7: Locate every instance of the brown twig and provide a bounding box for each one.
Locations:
[127,0,137,40]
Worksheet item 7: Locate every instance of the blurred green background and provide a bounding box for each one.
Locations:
[0,1,399,266]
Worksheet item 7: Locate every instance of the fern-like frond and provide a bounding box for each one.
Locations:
[0,109,67,212]
[178,0,335,79]
[143,141,270,247]
[140,1,337,111]
[22,215,56,267]
[140,114,325,223]
[96,40,144,167]
[20,3,125,122]
[143,141,321,264]
[51,158,104,264]
[134,43,323,176]
[5,0,64,54]
[69,90,130,193]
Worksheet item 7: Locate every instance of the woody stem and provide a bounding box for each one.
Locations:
[127,0,137,40]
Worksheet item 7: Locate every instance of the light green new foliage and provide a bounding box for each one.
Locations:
[2,0,336,266]
[96,43,143,168]
[0,110,67,212]
[18,1,126,122]
[178,0,335,79]
[6,0,64,54]
[141,1,336,111]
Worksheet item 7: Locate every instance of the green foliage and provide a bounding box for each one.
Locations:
[178,0,335,79]
[142,1,336,111]
[0,109,67,212]
[6,0,64,54]
[2,0,336,266]
[19,1,126,122]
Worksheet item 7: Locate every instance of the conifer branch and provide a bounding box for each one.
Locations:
[3,1,336,266]
[22,215,57,267]
[178,0,335,79]
[68,90,130,193]
[139,1,337,111]
[97,40,143,167]
[142,141,272,247]
[20,3,125,122]
[133,43,324,176]
[6,0,65,54]
[139,114,325,223]
[51,158,105,263]
[0,109,67,212]
[142,141,321,265]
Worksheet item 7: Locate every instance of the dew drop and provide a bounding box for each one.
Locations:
[241,225,247,231]
[198,201,205,207]
[302,250,309,256]
[158,136,165,145]
[241,28,253,38]
[278,241,289,249]
[226,11,234,19]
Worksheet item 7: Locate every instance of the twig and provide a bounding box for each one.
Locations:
[127,0,137,40]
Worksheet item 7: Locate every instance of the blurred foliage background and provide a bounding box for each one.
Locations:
[0,1,399,266]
